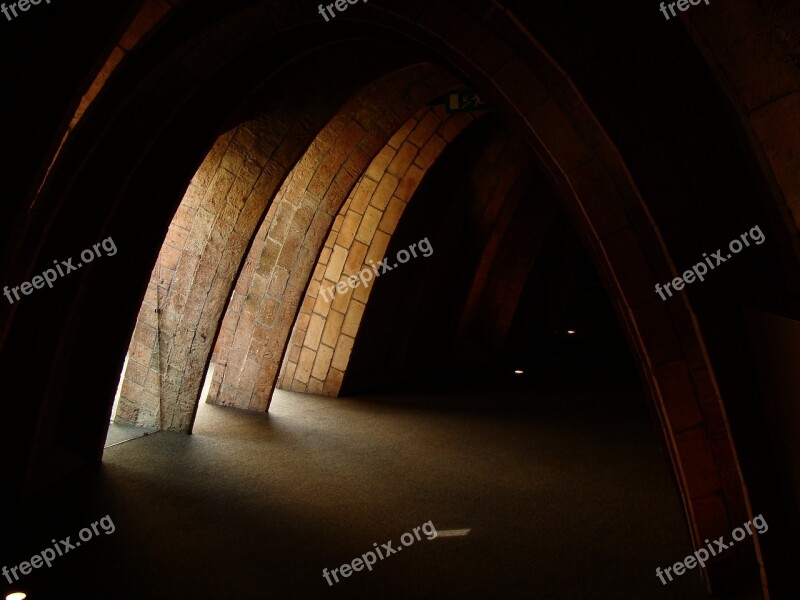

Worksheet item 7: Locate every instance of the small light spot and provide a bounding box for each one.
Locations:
[436,528,471,537]
[514,370,524,375]
[7,593,28,600]
[566,330,576,335]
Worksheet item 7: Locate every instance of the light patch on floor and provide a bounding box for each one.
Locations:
[436,528,471,537]
[104,422,157,448]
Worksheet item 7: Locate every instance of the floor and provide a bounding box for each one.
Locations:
[104,422,157,447]
[3,377,732,599]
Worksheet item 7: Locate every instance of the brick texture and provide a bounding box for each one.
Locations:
[276,107,474,396]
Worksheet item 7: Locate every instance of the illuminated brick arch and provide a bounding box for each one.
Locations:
[274,106,477,396]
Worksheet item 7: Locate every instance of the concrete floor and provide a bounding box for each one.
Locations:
[2,379,733,599]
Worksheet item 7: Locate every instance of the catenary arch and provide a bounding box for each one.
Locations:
[454,160,561,354]
[340,120,563,390]
[274,112,538,396]
[5,0,798,593]
[274,105,479,396]
[114,60,460,429]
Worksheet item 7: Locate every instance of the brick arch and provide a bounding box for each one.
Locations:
[456,163,560,353]
[397,129,554,355]
[116,62,458,429]
[114,120,268,430]
[279,116,544,393]
[206,77,462,411]
[338,118,568,388]
[356,4,763,590]
[274,106,477,396]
